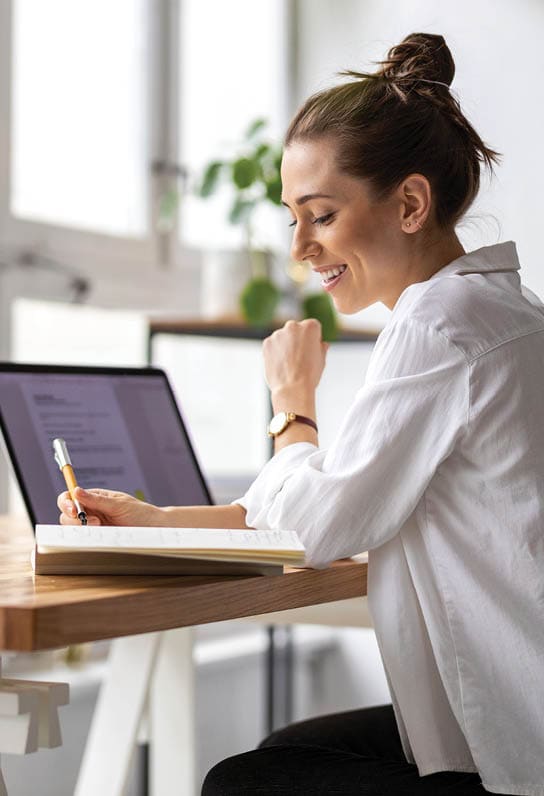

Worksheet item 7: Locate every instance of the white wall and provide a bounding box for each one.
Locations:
[295,0,544,298]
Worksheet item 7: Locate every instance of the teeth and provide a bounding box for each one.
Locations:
[321,265,346,281]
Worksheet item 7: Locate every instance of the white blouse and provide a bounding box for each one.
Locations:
[236,242,544,796]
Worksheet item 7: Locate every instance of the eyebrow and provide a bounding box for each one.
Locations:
[281,193,334,208]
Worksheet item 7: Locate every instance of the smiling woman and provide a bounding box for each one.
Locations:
[279,30,499,315]
[55,31,544,796]
[280,145,467,312]
[200,32,544,796]
[281,144,460,312]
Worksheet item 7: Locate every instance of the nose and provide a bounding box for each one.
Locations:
[290,222,322,263]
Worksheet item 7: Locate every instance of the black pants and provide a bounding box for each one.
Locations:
[201,704,495,795]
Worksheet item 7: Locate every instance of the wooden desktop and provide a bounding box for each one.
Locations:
[0,517,368,796]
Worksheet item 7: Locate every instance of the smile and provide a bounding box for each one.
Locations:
[320,264,347,291]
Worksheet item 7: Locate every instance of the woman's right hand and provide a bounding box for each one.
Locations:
[263,318,328,401]
[57,487,165,527]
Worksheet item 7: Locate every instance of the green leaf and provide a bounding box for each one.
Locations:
[232,157,259,189]
[302,293,339,341]
[198,161,223,197]
[265,177,283,205]
[255,142,271,159]
[245,118,267,139]
[229,196,255,225]
[240,278,280,326]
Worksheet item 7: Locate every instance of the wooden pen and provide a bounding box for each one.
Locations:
[52,437,88,525]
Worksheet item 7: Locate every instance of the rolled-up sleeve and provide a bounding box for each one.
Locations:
[234,319,469,568]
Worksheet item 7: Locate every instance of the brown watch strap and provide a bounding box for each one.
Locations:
[289,413,318,432]
[268,411,319,437]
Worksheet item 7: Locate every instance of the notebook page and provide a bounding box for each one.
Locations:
[35,525,305,553]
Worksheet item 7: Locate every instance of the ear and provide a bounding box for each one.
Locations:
[397,174,432,233]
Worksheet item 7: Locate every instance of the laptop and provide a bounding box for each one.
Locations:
[0,363,212,527]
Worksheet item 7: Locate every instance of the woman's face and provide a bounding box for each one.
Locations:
[281,138,416,313]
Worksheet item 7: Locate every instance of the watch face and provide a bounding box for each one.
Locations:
[269,411,288,435]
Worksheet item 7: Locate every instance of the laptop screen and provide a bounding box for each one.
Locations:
[0,364,212,526]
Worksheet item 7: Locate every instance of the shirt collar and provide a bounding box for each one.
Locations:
[429,241,520,281]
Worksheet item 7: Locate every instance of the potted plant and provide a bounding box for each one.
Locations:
[197,119,282,326]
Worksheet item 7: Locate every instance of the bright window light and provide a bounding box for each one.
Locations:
[11,0,149,237]
[179,0,287,250]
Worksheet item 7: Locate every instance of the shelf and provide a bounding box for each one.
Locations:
[148,317,380,343]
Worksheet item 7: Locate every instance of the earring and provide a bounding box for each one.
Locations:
[405,222,411,228]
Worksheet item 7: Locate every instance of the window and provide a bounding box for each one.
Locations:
[11,0,149,237]
[0,0,291,276]
[179,0,290,251]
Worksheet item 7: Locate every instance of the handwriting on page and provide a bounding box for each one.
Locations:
[225,529,298,548]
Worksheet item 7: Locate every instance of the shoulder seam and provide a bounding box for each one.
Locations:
[386,317,471,365]
[469,326,544,364]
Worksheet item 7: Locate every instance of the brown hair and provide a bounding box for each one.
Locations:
[285,33,500,228]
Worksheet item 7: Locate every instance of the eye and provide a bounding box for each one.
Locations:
[287,211,335,228]
[312,212,335,226]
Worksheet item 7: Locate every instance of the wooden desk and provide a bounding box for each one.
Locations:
[0,524,366,651]
[0,520,367,795]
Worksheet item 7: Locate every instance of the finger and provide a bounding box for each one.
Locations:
[73,487,121,505]
[75,487,120,498]
[57,491,71,511]
[60,499,77,518]
[306,318,323,338]
[73,487,129,523]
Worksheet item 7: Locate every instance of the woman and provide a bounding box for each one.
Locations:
[59,34,544,795]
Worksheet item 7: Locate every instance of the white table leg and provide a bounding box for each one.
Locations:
[75,632,161,796]
[149,628,195,796]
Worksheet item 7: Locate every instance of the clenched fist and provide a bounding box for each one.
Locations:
[263,318,329,399]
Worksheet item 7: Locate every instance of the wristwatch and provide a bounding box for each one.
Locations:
[267,411,318,438]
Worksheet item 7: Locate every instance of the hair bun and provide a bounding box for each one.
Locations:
[378,32,455,89]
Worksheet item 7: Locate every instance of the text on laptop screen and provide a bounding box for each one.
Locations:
[0,369,210,525]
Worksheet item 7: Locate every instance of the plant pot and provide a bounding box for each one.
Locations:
[200,249,274,321]
[200,249,252,320]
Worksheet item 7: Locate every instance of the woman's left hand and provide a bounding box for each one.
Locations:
[263,319,329,403]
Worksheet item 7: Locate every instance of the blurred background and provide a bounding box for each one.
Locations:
[1,1,543,793]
